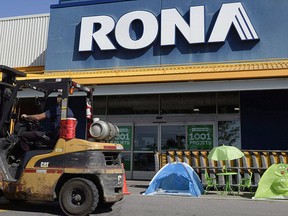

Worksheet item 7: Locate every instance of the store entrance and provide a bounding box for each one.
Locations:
[121,122,189,180]
[131,123,188,179]
[113,115,239,180]
[115,122,214,179]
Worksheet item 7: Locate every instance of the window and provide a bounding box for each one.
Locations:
[93,91,240,116]
[108,95,158,115]
[134,126,157,151]
[160,92,216,114]
[93,96,107,115]
[217,92,240,114]
[161,125,186,150]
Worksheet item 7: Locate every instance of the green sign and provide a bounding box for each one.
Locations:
[187,125,213,149]
[113,126,132,150]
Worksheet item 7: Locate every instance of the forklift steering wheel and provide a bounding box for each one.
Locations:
[21,117,40,131]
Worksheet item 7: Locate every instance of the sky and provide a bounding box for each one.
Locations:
[0,0,59,19]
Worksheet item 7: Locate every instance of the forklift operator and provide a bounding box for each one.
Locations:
[15,95,74,157]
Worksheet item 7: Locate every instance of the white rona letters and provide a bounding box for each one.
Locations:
[79,2,259,52]
[161,6,205,45]
[208,2,259,42]
[79,16,116,51]
[116,11,158,49]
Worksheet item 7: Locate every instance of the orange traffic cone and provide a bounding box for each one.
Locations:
[122,163,130,195]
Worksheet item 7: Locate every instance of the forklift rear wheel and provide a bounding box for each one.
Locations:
[59,178,99,216]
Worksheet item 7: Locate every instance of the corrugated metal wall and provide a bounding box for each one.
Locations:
[0,14,49,67]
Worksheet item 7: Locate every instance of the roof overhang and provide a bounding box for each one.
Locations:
[12,60,288,97]
[15,59,288,85]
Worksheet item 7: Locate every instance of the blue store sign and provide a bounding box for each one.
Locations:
[46,0,287,70]
[78,2,258,52]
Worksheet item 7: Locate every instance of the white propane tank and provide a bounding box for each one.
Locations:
[89,119,119,141]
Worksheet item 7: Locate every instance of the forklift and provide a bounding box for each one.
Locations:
[0,65,124,215]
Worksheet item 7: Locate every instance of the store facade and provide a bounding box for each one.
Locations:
[1,0,288,179]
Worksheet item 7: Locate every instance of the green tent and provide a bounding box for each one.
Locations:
[253,163,288,199]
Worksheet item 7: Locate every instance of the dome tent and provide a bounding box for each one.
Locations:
[253,163,288,199]
[144,162,204,196]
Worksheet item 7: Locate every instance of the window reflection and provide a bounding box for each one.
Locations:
[161,125,186,150]
[134,126,157,151]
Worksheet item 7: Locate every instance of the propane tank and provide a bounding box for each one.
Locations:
[89,119,119,141]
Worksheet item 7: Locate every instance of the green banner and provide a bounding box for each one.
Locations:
[113,126,132,150]
[187,125,213,149]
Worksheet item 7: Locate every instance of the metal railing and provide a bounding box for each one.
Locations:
[155,150,288,188]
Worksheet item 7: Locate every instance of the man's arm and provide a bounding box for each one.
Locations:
[21,112,46,121]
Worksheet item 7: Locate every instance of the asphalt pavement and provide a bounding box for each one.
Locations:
[126,180,150,195]
[0,180,287,216]
[114,180,288,216]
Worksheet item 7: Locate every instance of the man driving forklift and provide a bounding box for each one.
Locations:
[11,94,74,160]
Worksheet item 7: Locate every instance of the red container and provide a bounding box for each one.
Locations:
[60,118,77,139]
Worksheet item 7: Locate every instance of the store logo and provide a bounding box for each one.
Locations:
[208,3,259,42]
[78,2,259,52]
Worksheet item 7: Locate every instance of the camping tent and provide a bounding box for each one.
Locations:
[143,162,204,197]
[253,163,288,199]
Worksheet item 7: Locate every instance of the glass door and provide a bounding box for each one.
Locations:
[113,124,133,179]
[161,124,186,150]
[133,125,158,179]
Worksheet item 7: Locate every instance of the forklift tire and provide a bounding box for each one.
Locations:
[59,178,99,216]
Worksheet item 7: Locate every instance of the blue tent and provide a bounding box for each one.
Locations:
[144,162,204,197]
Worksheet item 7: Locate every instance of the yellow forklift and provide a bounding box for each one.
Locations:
[0,65,124,215]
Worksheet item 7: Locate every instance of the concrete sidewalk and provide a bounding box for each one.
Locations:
[126,180,254,199]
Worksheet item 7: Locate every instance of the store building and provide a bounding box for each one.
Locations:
[1,0,288,179]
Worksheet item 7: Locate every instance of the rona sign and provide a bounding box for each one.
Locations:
[79,2,259,52]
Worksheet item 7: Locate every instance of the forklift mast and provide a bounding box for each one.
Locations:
[0,65,94,139]
[0,65,26,138]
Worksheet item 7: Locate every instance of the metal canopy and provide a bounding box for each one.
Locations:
[92,78,288,96]
[17,78,288,97]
